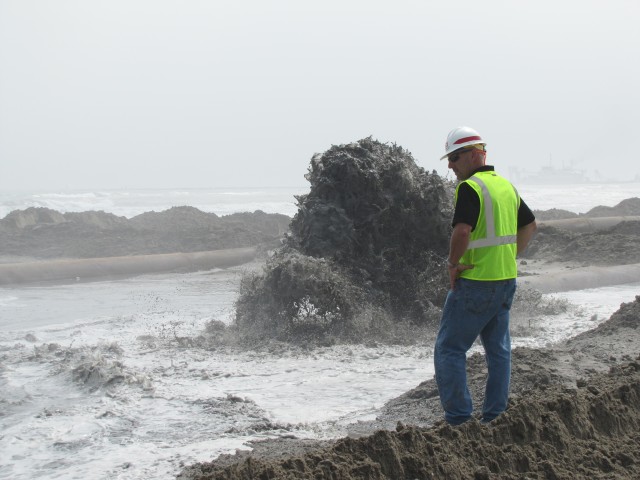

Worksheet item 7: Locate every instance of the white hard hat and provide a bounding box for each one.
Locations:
[440,126,486,160]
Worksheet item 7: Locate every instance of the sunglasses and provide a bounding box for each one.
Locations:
[448,149,470,163]
[448,146,484,163]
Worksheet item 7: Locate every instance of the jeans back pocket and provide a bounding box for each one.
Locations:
[461,280,496,315]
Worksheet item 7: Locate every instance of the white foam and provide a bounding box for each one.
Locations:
[0,295,20,307]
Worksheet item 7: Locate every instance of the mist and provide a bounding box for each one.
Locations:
[1,0,639,190]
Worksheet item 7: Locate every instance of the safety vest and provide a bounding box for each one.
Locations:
[455,171,519,281]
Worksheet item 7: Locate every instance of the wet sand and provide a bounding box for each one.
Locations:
[0,247,258,285]
[178,295,640,479]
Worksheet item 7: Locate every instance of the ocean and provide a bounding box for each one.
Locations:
[1,182,639,219]
[0,187,309,221]
[1,183,639,479]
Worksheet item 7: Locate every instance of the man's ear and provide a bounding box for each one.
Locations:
[472,149,487,165]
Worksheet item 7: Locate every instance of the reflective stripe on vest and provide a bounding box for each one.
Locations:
[467,175,518,249]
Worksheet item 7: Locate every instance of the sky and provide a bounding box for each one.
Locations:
[1,0,639,191]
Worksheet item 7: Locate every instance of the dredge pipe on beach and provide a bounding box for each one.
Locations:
[0,247,258,286]
[519,262,640,293]
[538,216,640,233]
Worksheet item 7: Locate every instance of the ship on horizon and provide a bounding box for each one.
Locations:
[509,164,593,185]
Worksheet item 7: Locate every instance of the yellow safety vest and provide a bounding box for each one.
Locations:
[455,171,519,281]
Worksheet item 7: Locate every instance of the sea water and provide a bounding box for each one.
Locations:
[1,182,640,219]
[1,184,639,479]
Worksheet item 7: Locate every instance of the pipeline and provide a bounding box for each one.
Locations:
[519,262,640,293]
[538,216,640,233]
[0,247,258,286]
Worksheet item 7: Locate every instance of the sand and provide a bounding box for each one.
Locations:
[0,247,258,285]
[178,296,640,479]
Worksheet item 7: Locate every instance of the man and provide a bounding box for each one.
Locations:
[433,126,537,425]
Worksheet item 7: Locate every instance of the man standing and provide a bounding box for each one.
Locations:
[434,126,537,425]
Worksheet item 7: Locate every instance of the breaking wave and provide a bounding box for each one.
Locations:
[31,342,154,393]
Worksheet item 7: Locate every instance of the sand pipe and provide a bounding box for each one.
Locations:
[0,247,258,286]
[538,216,640,233]
[519,263,640,293]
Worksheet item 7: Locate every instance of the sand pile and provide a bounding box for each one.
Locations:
[523,221,640,265]
[180,297,640,479]
[525,197,640,266]
[0,206,290,259]
[533,197,640,221]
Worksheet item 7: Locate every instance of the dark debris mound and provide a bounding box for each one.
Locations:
[233,138,453,344]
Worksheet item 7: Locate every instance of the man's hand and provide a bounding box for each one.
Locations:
[448,262,474,290]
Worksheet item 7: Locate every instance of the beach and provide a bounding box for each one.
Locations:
[1,185,639,479]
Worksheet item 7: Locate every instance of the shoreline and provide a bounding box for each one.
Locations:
[518,259,640,293]
[4,253,640,296]
[0,247,259,286]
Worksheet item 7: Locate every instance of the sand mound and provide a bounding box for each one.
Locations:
[523,221,640,265]
[526,199,640,265]
[534,197,640,221]
[532,207,578,221]
[585,197,640,217]
[0,206,290,259]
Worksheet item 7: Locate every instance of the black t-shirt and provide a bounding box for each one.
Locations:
[452,166,536,230]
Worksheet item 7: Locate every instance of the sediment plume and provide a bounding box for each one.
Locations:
[233,138,453,343]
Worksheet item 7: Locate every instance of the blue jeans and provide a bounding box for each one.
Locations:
[434,278,516,425]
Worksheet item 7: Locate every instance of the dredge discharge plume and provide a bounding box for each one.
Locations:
[233,137,454,344]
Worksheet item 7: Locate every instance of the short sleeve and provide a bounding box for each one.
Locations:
[452,182,480,230]
[517,198,536,229]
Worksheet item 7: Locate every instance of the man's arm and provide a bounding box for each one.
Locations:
[447,222,474,289]
[517,220,537,255]
[449,223,472,265]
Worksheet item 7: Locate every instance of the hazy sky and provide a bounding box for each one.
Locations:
[1,0,639,190]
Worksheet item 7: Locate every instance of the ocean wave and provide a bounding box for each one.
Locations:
[219,191,266,196]
[33,192,102,199]
[0,371,33,407]
[0,295,20,307]
[0,187,305,219]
